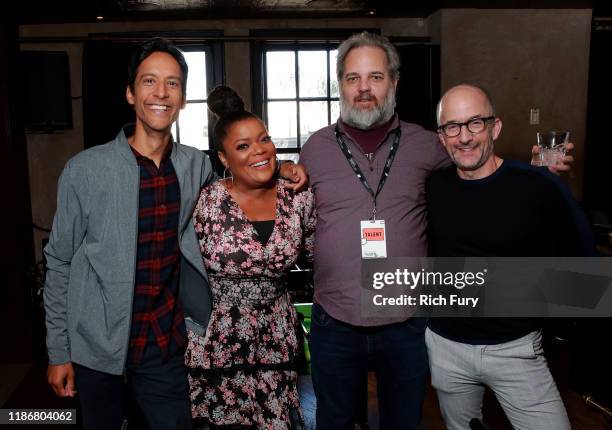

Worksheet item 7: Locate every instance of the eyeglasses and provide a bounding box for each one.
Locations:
[437,116,496,138]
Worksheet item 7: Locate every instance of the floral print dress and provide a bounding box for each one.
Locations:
[188,179,316,429]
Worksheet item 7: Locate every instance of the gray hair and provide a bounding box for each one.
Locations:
[436,84,497,125]
[336,32,400,83]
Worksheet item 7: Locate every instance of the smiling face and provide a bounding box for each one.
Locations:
[126,51,186,135]
[339,46,397,129]
[437,85,502,178]
[218,117,277,189]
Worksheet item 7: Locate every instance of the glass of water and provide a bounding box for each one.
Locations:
[535,131,569,166]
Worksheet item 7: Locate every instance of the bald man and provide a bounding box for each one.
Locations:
[425,84,595,429]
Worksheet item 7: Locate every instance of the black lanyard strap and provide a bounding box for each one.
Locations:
[334,123,402,211]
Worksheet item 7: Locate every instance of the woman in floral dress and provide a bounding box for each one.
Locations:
[187,86,315,429]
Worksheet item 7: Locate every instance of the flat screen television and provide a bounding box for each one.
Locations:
[19,51,73,132]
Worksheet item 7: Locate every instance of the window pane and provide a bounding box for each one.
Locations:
[178,102,209,150]
[298,51,327,98]
[331,100,340,123]
[266,51,296,99]
[268,101,297,148]
[300,101,328,142]
[277,153,299,164]
[330,50,339,98]
[184,51,207,100]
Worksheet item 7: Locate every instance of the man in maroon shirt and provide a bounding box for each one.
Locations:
[300,31,449,430]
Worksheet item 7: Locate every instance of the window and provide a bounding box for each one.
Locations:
[171,45,221,151]
[260,44,339,162]
[252,30,379,161]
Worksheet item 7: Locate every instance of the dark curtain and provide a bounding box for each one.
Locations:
[584,23,612,222]
[82,41,139,148]
[0,24,36,360]
[570,20,612,408]
[395,44,440,132]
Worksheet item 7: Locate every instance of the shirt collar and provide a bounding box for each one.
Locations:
[125,124,174,163]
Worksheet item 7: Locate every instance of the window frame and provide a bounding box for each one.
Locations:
[251,29,379,157]
[172,43,223,154]
[174,41,224,155]
[261,43,339,153]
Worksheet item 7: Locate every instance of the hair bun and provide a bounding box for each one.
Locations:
[207,85,245,118]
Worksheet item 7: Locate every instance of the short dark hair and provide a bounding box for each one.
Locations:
[127,37,188,98]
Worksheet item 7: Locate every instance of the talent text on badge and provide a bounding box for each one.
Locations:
[363,228,385,241]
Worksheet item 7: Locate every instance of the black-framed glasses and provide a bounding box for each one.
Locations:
[437,116,496,138]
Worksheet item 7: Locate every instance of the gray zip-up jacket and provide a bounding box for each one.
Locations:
[44,125,215,375]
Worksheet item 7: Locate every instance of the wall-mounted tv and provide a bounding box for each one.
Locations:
[19,51,73,132]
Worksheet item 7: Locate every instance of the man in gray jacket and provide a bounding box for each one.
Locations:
[44,38,305,430]
[44,38,209,430]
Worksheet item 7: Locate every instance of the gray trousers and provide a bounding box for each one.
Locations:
[425,328,570,430]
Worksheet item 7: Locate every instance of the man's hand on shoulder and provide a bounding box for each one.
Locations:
[278,160,309,191]
[47,362,77,397]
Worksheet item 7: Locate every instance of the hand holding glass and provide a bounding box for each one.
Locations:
[535,131,569,166]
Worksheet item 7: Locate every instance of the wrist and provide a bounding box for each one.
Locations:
[276,158,293,177]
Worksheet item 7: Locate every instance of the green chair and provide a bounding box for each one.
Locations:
[294,302,312,374]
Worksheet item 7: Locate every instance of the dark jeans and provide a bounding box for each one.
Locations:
[309,303,429,430]
[73,341,191,430]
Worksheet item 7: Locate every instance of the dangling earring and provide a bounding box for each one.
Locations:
[223,167,233,185]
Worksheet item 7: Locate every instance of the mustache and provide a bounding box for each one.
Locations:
[340,86,396,129]
[355,92,376,102]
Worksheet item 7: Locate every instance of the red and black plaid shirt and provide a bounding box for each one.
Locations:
[127,145,185,365]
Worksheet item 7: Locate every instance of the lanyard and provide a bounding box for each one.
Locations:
[334,123,401,220]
